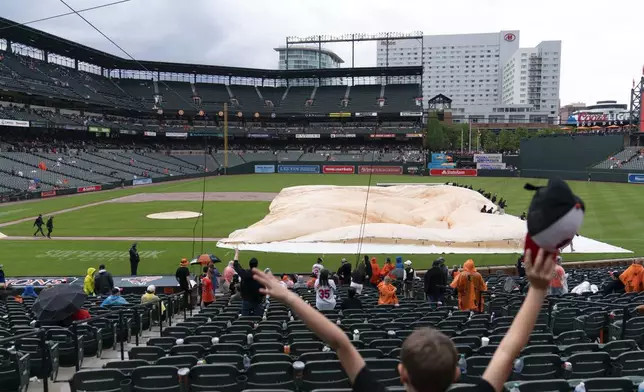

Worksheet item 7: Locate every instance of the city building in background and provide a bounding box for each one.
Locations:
[565,100,631,127]
[559,102,587,122]
[376,31,561,125]
[275,46,344,70]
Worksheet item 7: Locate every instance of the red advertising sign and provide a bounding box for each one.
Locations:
[40,190,57,198]
[77,185,102,193]
[358,166,403,175]
[323,165,355,174]
[430,169,478,177]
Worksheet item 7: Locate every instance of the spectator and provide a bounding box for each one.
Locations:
[281,274,294,288]
[377,276,399,305]
[129,243,140,276]
[209,264,221,293]
[251,248,555,392]
[94,264,114,296]
[450,265,460,280]
[175,258,192,307]
[201,269,215,307]
[618,258,644,293]
[232,248,265,316]
[101,288,128,307]
[83,267,96,296]
[0,265,5,289]
[315,269,337,311]
[363,255,372,282]
[337,258,352,285]
[603,271,626,295]
[21,285,37,298]
[341,286,362,310]
[369,258,381,286]
[307,273,317,289]
[424,259,447,304]
[312,257,324,277]
[293,275,307,289]
[450,259,487,311]
[516,255,526,278]
[402,260,416,299]
[223,261,236,284]
[380,257,395,279]
[548,256,566,296]
[391,256,405,281]
[351,260,366,295]
[141,285,166,313]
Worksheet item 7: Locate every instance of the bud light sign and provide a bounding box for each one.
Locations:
[627,173,644,184]
[278,165,320,174]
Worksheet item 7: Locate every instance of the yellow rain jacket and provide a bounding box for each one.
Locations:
[83,267,96,295]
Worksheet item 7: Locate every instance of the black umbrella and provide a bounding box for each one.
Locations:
[32,284,87,321]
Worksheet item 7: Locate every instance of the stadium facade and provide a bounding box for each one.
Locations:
[377,31,561,124]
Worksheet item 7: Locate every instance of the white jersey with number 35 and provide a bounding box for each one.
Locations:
[314,279,336,310]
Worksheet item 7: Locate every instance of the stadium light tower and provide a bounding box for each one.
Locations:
[630,74,644,133]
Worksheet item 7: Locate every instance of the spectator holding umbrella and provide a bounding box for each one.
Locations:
[32,284,89,326]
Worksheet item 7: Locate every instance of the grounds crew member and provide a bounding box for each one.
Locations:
[129,243,140,276]
[46,216,54,239]
[33,214,45,237]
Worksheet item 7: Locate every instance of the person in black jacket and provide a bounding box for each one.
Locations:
[341,287,362,310]
[424,259,447,304]
[175,258,192,308]
[33,214,45,237]
[129,243,140,276]
[516,255,526,278]
[363,255,372,282]
[94,264,114,296]
[337,258,352,285]
[232,248,265,316]
[46,216,54,239]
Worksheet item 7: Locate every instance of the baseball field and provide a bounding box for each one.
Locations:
[0,174,642,276]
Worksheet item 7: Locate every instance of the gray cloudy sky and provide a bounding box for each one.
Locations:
[2,0,643,107]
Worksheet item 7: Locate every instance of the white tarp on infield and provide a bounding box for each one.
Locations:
[217,235,631,255]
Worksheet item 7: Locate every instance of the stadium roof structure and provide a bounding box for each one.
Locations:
[0,17,420,79]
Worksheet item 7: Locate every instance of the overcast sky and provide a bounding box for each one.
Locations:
[2,0,643,107]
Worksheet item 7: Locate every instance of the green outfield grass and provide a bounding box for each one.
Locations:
[1,174,643,276]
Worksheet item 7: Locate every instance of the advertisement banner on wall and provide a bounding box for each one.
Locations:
[254,165,276,174]
[405,166,420,174]
[322,165,355,174]
[144,131,157,137]
[627,173,644,184]
[119,129,138,135]
[40,190,57,198]
[473,153,503,163]
[430,169,478,177]
[369,134,396,138]
[0,119,29,127]
[399,112,423,117]
[77,185,102,193]
[428,163,457,169]
[133,178,153,186]
[330,134,356,138]
[406,133,423,138]
[247,134,270,138]
[30,121,48,128]
[295,134,320,139]
[354,112,378,117]
[476,162,507,170]
[358,166,403,175]
[166,132,188,138]
[88,126,110,133]
[328,113,351,118]
[278,165,320,174]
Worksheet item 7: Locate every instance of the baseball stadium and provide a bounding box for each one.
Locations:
[0,6,644,392]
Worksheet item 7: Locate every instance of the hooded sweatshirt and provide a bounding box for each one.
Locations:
[84,267,96,295]
[380,260,394,279]
[21,286,37,298]
[377,281,399,305]
[369,258,381,285]
[101,295,128,307]
[450,259,488,311]
[619,263,644,293]
[94,269,114,296]
[391,256,405,280]
[424,260,447,298]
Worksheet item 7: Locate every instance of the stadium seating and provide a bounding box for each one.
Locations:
[593,147,641,169]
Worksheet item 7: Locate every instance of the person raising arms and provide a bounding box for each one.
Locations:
[251,248,554,392]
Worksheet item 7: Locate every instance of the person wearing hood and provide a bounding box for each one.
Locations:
[380,257,395,279]
[424,259,447,303]
[391,256,405,281]
[377,276,399,305]
[21,285,37,298]
[129,243,140,276]
[369,257,381,286]
[336,258,352,285]
[101,288,128,307]
[83,267,96,296]
[450,259,487,311]
[94,264,114,296]
[619,259,644,293]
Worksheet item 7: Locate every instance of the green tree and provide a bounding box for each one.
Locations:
[425,111,445,151]
[482,130,498,152]
[498,129,512,152]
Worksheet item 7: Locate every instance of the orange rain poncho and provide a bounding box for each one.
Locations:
[380,261,395,279]
[370,258,381,285]
[619,263,644,293]
[377,280,399,305]
[450,259,487,311]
